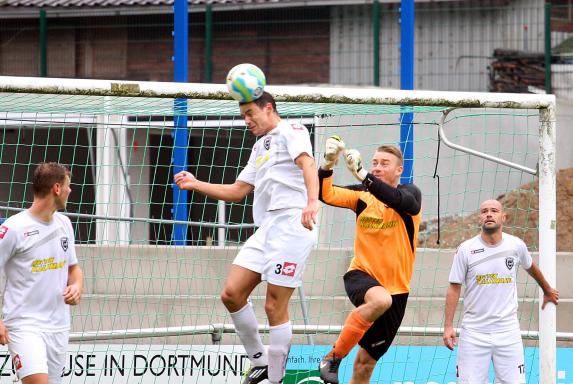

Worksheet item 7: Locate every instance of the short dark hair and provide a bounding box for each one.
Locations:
[376,145,404,166]
[241,91,277,113]
[32,162,70,197]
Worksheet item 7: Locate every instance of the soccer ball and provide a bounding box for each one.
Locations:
[226,63,266,103]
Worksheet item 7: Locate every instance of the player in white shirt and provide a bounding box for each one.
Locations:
[443,199,558,384]
[0,162,84,384]
[174,91,318,384]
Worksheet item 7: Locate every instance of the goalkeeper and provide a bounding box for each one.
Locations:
[317,137,422,384]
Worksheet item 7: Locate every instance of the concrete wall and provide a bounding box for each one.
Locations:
[74,245,573,347]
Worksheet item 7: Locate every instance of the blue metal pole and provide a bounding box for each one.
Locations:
[400,0,414,184]
[172,0,188,245]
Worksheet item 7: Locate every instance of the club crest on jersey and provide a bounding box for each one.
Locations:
[263,136,272,150]
[281,262,297,277]
[0,225,8,239]
[505,257,514,270]
[61,237,69,252]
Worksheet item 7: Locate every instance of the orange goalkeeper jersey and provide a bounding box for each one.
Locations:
[319,169,422,294]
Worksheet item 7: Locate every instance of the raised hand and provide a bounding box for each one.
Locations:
[345,149,368,181]
[320,135,346,170]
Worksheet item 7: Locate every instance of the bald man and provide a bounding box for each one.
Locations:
[443,199,559,384]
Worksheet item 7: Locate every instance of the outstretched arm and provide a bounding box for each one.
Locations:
[174,171,254,203]
[318,169,361,210]
[526,261,559,309]
[364,177,421,215]
[443,283,461,351]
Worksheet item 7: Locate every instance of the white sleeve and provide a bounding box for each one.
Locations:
[0,224,16,270]
[65,217,78,267]
[237,145,257,187]
[448,245,467,284]
[283,123,314,162]
[517,238,533,270]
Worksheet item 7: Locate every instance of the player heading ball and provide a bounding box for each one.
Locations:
[175,77,319,384]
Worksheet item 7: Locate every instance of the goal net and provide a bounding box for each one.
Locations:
[0,76,556,384]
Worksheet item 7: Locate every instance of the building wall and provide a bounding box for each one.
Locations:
[0,8,330,83]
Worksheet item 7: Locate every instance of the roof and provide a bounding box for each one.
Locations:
[0,0,460,17]
[0,0,353,17]
[1,0,291,6]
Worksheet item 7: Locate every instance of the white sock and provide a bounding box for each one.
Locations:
[268,321,292,383]
[230,303,268,367]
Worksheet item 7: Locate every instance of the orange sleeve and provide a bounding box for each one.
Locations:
[319,170,361,211]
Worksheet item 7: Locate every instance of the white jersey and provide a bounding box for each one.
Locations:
[237,120,313,226]
[0,210,78,332]
[448,232,532,333]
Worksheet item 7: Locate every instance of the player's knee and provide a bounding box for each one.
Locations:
[369,292,392,316]
[220,287,241,310]
[264,299,278,317]
[264,300,287,321]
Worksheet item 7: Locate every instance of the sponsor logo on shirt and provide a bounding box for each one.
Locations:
[505,257,515,270]
[281,262,297,277]
[255,153,270,168]
[470,248,485,254]
[24,230,39,237]
[475,273,512,285]
[31,257,67,273]
[0,225,8,239]
[358,216,397,230]
[291,123,305,131]
[61,236,69,251]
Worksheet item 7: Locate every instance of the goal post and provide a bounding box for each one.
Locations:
[0,75,557,383]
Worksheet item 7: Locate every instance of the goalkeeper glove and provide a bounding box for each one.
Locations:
[345,149,368,181]
[320,135,346,171]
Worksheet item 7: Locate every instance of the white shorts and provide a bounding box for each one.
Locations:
[8,329,68,384]
[234,208,316,288]
[457,327,525,384]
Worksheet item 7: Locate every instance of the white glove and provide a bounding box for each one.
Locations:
[345,149,368,181]
[320,135,346,170]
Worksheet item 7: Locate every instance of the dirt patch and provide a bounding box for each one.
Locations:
[419,167,573,251]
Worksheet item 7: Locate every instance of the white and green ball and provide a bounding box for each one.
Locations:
[226,63,266,103]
